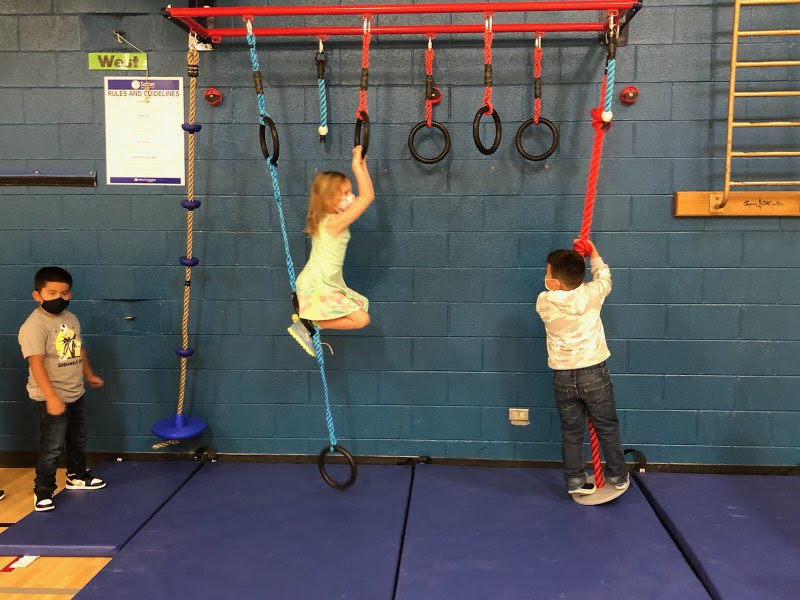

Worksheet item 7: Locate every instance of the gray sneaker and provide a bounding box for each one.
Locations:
[288,319,315,357]
[612,474,630,490]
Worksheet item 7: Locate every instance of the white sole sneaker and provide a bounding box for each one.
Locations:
[34,496,55,512]
[568,482,597,496]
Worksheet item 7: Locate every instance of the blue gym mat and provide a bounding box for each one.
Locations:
[636,472,800,600]
[0,461,201,556]
[75,463,412,600]
[395,465,710,600]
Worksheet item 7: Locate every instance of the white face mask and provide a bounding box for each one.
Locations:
[544,278,558,291]
[336,193,355,213]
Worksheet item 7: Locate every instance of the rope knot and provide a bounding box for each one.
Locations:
[590,107,612,132]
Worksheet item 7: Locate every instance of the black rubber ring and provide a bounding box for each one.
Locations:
[408,121,451,164]
[318,444,358,490]
[354,112,370,158]
[259,117,280,165]
[515,116,559,161]
[472,106,502,155]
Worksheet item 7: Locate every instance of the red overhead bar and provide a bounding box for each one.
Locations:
[174,22,609,39]
[164,1,639,40]
[165,2,638,18]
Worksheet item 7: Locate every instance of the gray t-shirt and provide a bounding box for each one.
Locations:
[18,308,85,402]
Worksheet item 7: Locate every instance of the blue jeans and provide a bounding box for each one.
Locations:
[35,396,87,497]
[552,362,627,491]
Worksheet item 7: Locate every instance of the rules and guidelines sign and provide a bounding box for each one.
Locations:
[104,77,185,185]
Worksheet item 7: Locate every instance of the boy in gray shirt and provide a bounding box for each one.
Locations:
[18,267,106,512]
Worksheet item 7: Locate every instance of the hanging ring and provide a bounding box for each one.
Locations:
[243,16,254,36]
[363,15,372,35]
[515,116,559,161]
[409,121,451,164]
[318,444,357,490]
[473,105,502,155]
[484,13,493,32]
[259,117,280,165]
[354,111,370,157]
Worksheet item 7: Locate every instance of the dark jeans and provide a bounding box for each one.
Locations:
[552,362,627,491]
[35,396,87,497]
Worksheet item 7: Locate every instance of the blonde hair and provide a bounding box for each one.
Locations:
[305,171,348,235]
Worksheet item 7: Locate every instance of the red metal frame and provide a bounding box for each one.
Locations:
[164,2,636,40]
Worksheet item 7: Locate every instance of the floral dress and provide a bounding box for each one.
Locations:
[295,215,369,320]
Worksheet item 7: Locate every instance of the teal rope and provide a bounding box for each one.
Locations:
[604,58,616,114]
[245,28,297,292]
[246,27,337,450]
[318,78,328,134]
[312,330,337,450]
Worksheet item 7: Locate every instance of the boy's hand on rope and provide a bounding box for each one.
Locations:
[574,238,599,258]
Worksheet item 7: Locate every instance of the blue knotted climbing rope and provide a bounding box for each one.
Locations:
[245,21,337,452]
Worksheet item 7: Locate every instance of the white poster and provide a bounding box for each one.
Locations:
[104,77,185,185]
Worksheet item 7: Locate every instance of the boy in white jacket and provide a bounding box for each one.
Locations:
[536,240,628,496]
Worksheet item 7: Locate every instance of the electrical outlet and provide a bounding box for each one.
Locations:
[508,408,530,426]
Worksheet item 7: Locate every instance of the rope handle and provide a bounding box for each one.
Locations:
[483,13,494,115]
[533,33,543,124]
[424,35,435,127]
[356,16,372,120]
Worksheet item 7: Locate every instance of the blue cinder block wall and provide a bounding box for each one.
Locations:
[1,0,798,464]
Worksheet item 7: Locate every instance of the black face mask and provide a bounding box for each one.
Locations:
[41,297,69,315]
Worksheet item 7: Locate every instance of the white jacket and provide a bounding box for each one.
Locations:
[535,257,612,370]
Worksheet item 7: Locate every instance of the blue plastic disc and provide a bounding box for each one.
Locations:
[152,414,206,440]
[181,199,202,210]
[181,123,202,133]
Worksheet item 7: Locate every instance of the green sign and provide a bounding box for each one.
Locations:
[88,52,147,71]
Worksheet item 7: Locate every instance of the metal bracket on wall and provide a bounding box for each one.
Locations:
[0,170,97,187]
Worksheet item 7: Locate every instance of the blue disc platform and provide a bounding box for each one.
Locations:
[75,463,412,600]
[395,465,710,600]
[0,461,200,556]
[636,472,800,600]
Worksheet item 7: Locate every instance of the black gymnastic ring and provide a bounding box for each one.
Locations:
[318,444,358,490]
[472,106,502,155]
[624,448,648,473]
[515,116,559,161]
[354,112,370,158]
[259,117,280,165]
[408,121,451,165]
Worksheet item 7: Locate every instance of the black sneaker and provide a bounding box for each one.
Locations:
[568,481,597,496]
[66,471,106,490]
[0,489,4,500]
[34,492,55,512]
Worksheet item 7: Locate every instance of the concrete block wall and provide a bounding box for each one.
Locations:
[0,0,798,464]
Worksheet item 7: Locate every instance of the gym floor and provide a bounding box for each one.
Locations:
[0,460,797,599]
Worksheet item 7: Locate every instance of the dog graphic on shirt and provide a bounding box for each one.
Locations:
[56,323,81,361]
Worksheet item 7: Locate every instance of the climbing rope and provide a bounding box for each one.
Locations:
[244,19,356,489]
[354,16,372,156]
[408,35,450,164]
[473,14,501,155]
[483,15,494,115]
[515,33,559,162]
[316,36,328,142]
[573,12,620,489]
[533,35,542,125]
[152,33,205,449]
